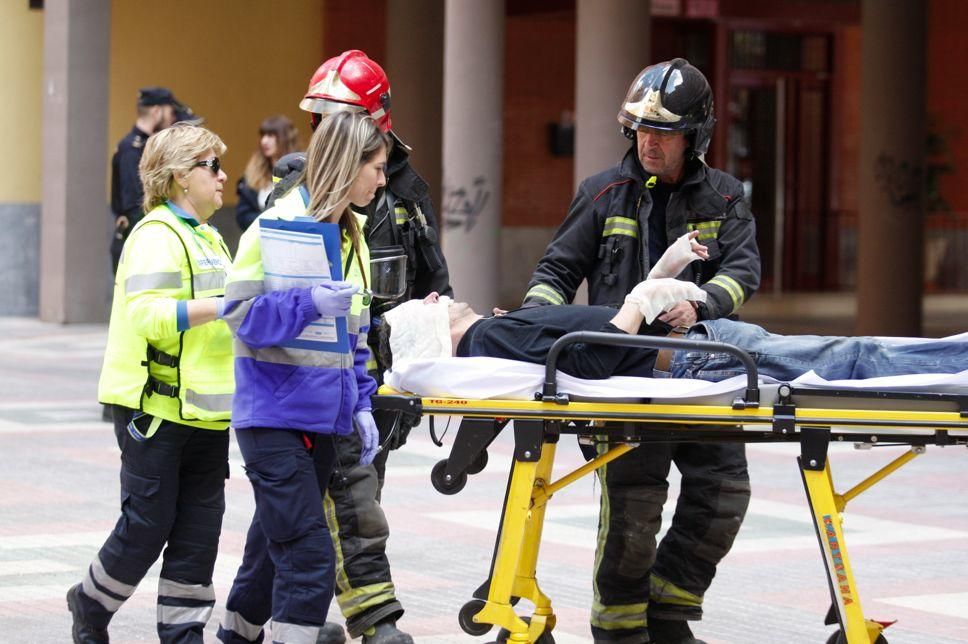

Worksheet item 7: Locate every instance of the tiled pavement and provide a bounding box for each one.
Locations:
[0,317,966,643]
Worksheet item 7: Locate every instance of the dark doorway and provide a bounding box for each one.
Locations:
[726,30,834,292]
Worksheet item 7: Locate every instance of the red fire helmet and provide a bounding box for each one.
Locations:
[300,49,392,132]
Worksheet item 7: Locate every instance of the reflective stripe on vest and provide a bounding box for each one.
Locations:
[687,220,722,242]
[234,340,351,369]
[394,204,409,225]
[193,271,225,292]
[707,274,745,312]
[525,283,565,305]
[603,215,639,238]
[126,271,182,294]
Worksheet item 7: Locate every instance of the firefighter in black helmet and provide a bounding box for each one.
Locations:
[525,59,760,644]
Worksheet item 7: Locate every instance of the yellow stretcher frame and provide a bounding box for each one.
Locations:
[374,331,968,643]
[375,384,968,644]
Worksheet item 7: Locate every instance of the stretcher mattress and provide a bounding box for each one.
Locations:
[385,352,968,403]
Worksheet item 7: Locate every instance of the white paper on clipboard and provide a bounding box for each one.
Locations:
[259,221,347,350]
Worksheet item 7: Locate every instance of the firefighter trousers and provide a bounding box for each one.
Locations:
[323,406,404,638]
[73,406,228,643]
[590,434,750,643]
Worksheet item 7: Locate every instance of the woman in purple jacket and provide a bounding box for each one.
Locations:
[218,111,390,644]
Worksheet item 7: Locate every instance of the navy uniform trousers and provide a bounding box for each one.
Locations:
[218,427,337,644]
[73,406,229,643]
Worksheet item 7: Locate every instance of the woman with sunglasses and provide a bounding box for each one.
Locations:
[217,110,387,644]
[67,124,235,644]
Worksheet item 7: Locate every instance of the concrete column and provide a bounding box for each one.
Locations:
[40,0,111,323]
[386,0,444,214]
[441,0,503,311]
[574,0,651,187]
[856,0,926,336]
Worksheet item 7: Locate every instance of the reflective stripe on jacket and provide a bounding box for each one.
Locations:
[97,204,234,428]
[524,148,760,319]
[223,188,376,434]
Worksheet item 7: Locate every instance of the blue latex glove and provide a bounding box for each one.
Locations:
[214,297,226,320]
[311,281,359,317]
[353,410,379,466]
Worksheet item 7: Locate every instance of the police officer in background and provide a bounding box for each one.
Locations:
[110,87,199,272]
[267,50,452,644]
[525,59,760,644]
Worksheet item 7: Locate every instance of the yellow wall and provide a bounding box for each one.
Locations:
[0,4,43,202]
[108,0,325,204]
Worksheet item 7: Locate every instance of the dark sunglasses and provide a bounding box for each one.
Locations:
[193,157,221,174]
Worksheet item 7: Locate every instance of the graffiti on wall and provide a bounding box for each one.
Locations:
[443,176,491,233]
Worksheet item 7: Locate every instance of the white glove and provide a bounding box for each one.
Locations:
[647,231,709,280]
[625,278,707,324]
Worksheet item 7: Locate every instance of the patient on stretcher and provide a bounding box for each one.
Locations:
[377,293,968,384]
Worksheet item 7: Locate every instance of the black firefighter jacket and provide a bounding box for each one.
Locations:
[524,148,760,320]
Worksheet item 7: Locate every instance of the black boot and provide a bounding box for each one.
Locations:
[648,618,707,644]
[316,621,347,644]
[362,619,414,644]
[66,584,110,644]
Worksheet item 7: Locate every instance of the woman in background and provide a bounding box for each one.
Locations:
[236,114,298,231]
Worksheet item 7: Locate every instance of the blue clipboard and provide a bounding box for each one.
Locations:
[258,217,350,353]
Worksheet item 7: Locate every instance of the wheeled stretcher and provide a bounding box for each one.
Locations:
[373,331,968,644]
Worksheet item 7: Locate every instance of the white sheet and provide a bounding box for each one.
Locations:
[384,331,968,401]
[385,356,765,400]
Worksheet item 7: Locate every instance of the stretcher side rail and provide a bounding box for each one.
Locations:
[540,330,761,408]
[781,383,968,417]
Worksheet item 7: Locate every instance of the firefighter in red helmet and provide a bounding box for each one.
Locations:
[216,50,451,644]
[300,50,393,132]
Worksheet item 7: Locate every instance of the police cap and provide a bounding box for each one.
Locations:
[138,87,179,107]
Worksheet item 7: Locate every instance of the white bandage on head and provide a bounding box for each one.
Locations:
[382,296,453,368]
[648,232,707,280]
[625,278,707,324]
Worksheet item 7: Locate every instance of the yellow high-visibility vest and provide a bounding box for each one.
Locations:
[98,203,234,429]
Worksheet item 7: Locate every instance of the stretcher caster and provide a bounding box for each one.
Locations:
[431,459,466,494]
[458,599,491,636]
[494,616,555,644]
[467,450,489,474]
[825,631,887,644]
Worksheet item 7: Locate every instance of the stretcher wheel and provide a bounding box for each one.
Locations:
[458,599,491,636]
[825,631,887,644]
[467,450,489,475]
[495,616,555,643]
[431,459,467,494]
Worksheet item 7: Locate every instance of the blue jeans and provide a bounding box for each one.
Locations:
[670,319,968,382]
